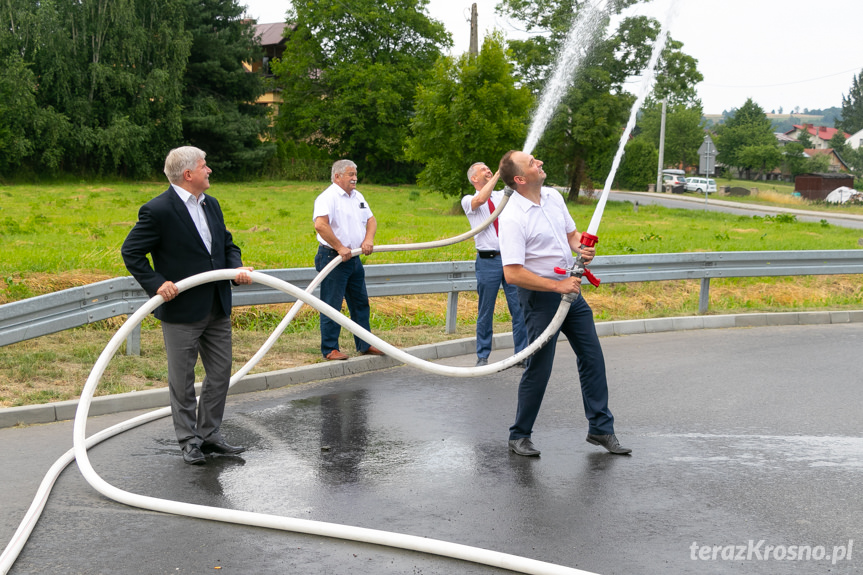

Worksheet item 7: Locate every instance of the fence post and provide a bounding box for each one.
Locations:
[125,324,141,356]
[698,277,711,314]
[445,291,459,334]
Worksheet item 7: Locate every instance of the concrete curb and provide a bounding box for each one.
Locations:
[2,311,861,429]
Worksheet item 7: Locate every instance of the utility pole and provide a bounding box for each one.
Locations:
[655,98,667,192]
[469,3,478,56]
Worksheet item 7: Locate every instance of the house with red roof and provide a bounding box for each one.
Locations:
[785,124,849,149]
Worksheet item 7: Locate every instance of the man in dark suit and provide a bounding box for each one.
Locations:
[122,146,253,465]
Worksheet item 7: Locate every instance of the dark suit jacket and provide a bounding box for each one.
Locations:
[121,186,244,323]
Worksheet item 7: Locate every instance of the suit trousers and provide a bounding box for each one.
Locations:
[315,245,373,356]
[474,254,527,359]
[509,289,615,440]
[161,305,232,448]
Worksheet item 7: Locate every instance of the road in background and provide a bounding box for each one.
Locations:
[610,191,863,230]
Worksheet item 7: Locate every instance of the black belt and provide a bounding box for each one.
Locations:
[478,250,500,259]
[319,245,339,255]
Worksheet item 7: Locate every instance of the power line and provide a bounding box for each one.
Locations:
[703,66,863,89]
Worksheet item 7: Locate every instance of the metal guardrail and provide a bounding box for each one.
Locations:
[2,251,862,355]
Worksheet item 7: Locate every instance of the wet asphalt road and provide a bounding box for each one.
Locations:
[2,323,862,574]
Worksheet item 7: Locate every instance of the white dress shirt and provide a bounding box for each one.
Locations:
[313,183,373,249]
[498,186,576,280]
[461,189,504,252]
[172,184,212,253]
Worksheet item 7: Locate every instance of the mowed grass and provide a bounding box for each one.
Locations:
[2,179,863,290]
[1,179,862,407]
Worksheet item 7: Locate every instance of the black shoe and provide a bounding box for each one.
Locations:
[201,439,246,455]
[475,357,488,367]
[182,444,206,465]
[508,437,541,456]
[586,433,631,455]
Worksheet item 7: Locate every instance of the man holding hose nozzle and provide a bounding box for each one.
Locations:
[497,150,630,457]
[461,162,528,367]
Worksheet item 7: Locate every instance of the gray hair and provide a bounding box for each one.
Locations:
[331,159,357,182]
[164,146,206,184]
[467,162,486,183]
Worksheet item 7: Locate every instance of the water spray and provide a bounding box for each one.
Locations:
[585,4,676,238]
[523,1,611,155]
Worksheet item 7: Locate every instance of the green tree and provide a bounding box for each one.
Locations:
[841,146,863,174]
[637,100,705,169]
[1,0,191,177]
[497,1,702,199]
[0,54,70,176]
[613,138,658,191]
[271,0,450,183]
[795,127,814,148]
[737,144,782,180]
[181,0,273,177]
[806,152,831,174]
[837,69,863,134]
[827,130,850,155]
[405,33,533,197]
[715,98,778,178]
[0,55,36,174]
[782,142,809,177]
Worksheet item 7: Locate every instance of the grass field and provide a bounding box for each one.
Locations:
[1,179,862,407]
[3,179,863,300]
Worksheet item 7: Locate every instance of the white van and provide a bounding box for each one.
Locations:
[684,177,717,194]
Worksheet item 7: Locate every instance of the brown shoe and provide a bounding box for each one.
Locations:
[324,349,348,361]
[361,345,385,356]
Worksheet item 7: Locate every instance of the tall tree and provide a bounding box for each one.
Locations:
[271,0,450,183]
[613,138,658,191]
[1,0,191,177]
[715,98,778,178]
[828,130,850,155]
[181,0,273,177]
[737,144,782,180]
[637,100,705,169]
[497,0,702,199]
[405,32,533,197]
[837,69,863,135]
[795,127,814,148]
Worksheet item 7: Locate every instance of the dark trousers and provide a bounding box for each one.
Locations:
[475,254,528,359]
[315,245,373,356]
[509,289,615,440]
[161,306,232,449]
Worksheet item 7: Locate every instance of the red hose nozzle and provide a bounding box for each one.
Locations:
[580,232,598,248]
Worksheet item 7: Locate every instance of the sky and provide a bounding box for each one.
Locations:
[241,0,863,116]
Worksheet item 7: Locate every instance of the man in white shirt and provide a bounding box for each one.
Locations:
[497,150,630,457]
[313,160,384,360]
[461,162,527,367]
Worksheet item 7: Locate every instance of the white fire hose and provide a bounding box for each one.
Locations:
[2,195,591,575]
